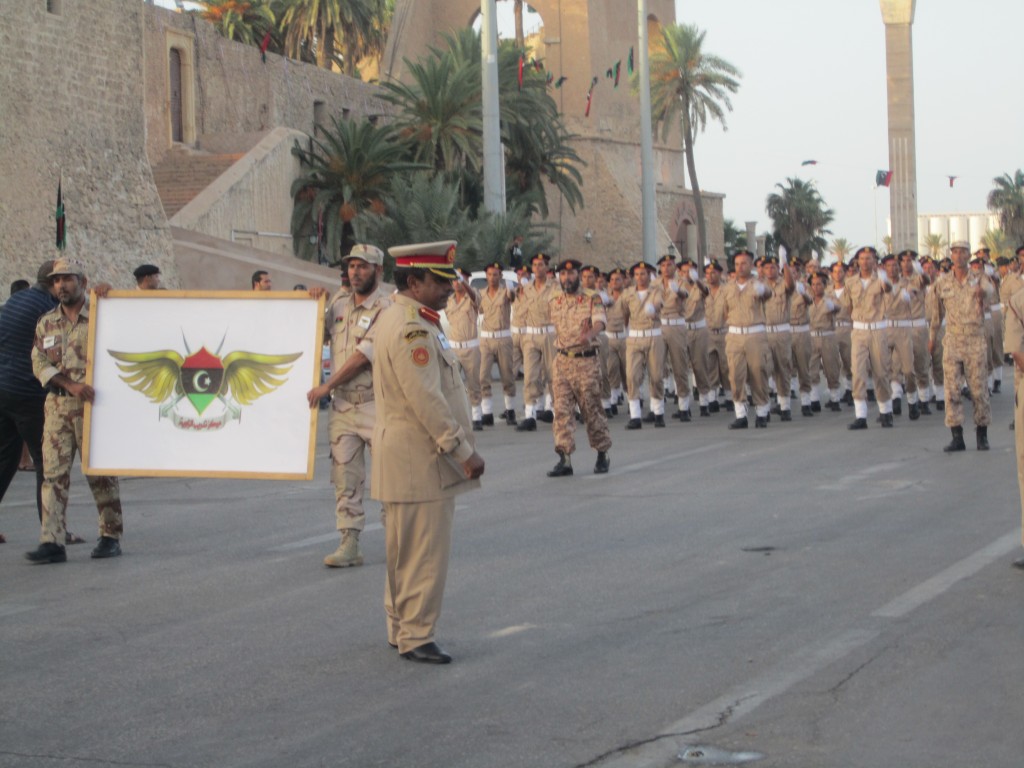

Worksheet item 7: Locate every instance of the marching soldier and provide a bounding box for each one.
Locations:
[445,268,483,430]
[786,257,815,415]
[546,259,611,477]
[677,256,714,417]
[621,261,667,428]
[1002,279,1024,569]
[808,272,843,410]
[972,249,1003,393]
[828,260,854,404]
[656,254,692,421]
[370,240,485,664]
[26,258,123,564]
[306,244,391,568]
[516,253,558,430]
[478,261,518,426]
[899,250,932,417]
[881,252,919,418]
[762,253,798,421]
[932,241,995,451]
[923,256,946,411]
[581,264,614,416]
[704,260,730,412]
[838,246,895,430]
[719,249,773,428]
[511,264,530,383]
[604,268,629,411]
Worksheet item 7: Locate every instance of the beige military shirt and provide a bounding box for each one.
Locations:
[763,277,792,325]
[999,271,1024,305]
[620,285,664,331]
[521,279,559,328]
[790,287,811,326]
[840,274,889,324]
[479,285,514,332]
[705,285,726,330]
[826,285,853,324]
[679,274,707,323]
[325,285,391,394]
[809,296,838,331]
[1003,287,1024,353]
[657,277,687,320]
[549,292,607,352]
[444,291,479,343]
[719,281,770,327]
[33,302,91,387]
[604,292,626,334]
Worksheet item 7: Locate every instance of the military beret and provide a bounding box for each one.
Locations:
[705,260,724,272]
[581,264,600,275]
[656,254,675,266]
[484,261,505,271]
[133,264,160,279]
[630,261,655,275]
[531,252,552,264]
[996,256,1010,267]
[731,249,755,260]
[677,256,694,267]
[556,258,583,272]
[880,253,896,263]
[607,267,627,279]
[457,266,472,278]
[897,249,918,259]
[854,246,879,259]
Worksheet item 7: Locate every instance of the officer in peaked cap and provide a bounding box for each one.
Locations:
[369,240,483,665]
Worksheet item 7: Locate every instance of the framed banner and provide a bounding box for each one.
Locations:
[83,290,325,479]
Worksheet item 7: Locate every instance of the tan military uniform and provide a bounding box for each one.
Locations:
[657,277,692,409]
[520,278,559,418]
[511,281,528,378]
[788,284,814,407]
[445,290,482,419]
[370,295,480,654]
[32,301,122,546]
[548,292,611,456]
[827,283,853,388]
[621,285,666,417]
[931,271,994,428]
[763,276,794,411]
[839,273,894,415]
[604,291,628,402]
[808,296,842,400]
[679,273,713,410]
[883,274,920,404]
[705,284,730,401]
[925,283,946,402]
[325,285,390,533]
[1002,289,1024,548]
[719,280,772,419]
[478,284,516,415]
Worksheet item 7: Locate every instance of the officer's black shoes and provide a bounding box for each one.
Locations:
[594,451,610,474]
[610,404,618,416]
[708,401,720,414]
[515,417,536,432]
[908,402,920,420]
[536,410,554,423]
[848,418,868,430]
[604,407,614,418]
[976,426,989,451]
[679,409,692,422]
[754,416,768,429]
[653,414,666,428]
[481,414,495,426]
[827,401,842,412]
[891,397,902,416]
[504,410,518,426]
[779,410,792,422]
[472,420,483,431]
[728,416,748,430]
[401,641,452,664]
[842,389,853,405]
[943,426,966,452]
[642,411,655,423]
[625,418,642,430]
[1012,555,1024,570]
[770,404,781,415]
[880,413,893,428]
[811,401,821,412]
[699,405,709,417]
[936,401,945,411]
[801,405,813,417]
[547,452,574,477]
[722,399,734,410]
[91,536,122,559]
[993,380,1002,393]
[25,542,67,564]
[919,401,931,415]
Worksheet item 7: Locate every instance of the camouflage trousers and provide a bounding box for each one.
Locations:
[942,332,990,428]
[329,397,375,532]
[552,353,611,456]
[40,394,121,545]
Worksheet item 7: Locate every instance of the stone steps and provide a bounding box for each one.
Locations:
[152,147,245,218]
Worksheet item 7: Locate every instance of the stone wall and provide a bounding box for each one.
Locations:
[0,0,175,294]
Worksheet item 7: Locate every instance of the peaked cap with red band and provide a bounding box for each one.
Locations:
[389,240,459,280]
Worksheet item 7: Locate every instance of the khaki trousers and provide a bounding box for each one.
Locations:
[791,330,812,394]
[329,399,375,532]
[626,335,665,402]
[606,335,627,392]
[836,327,852,380]
[480,337,516,399]
[932,326,946,386]
[765,332,793,401]
[810,334,841,391]
[707,330,729,392]
[661,325,692,398]
[383,498,454,654]
[943,332,990,428]
[851,328,892,402]
[911,326,931,392]
[725,332,769,406]
[453,345,482,407]
[522,333,553,406]
[684,327,712,396]
[886,325,916,393]
[1015,369,1024,547]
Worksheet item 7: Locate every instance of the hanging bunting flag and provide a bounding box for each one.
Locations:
[531,58,543,73]
[801,159,818,166]
[55,177,66,250]
[555,76,567,88]
[947,175,958,188]
[259,31,272,63]
[875,169,893,188]
[585,76,598,117]
[613,60,622,88]
[628,47,634,75]
[517,55,524,91]
[546,72,554,85]
[606,67,614,80]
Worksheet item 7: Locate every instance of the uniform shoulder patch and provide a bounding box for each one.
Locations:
[411,346,430,366]
[404,328,429,342]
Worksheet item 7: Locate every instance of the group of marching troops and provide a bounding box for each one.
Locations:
[446,240,1024,458]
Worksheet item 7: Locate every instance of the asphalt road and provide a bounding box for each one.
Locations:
[1,389,1022,768]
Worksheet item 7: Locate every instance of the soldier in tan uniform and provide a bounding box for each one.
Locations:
[971,249,1004,393]
[762,254,798,421]
[719,250,773,428]
[880,252,920,418]
[807,272,843,411]
[704,260,730,413]
[898,250,932,417]
[511,264,530,382]
[307,244,391,568]
[370,240,485,665]
[445,268,483,431]
[922,256,946,411]
[786,257,815,415]
[1001,282,1024,569]
[516,253,558,431]
[838,246,895,429]
[603,268,628,412]
[930,240,995,451]
[621,261,667,428]
[655,254,693,421]
[26,258,123,564]
[546,259,612,477]
[477,261,517,426]
[580,264,614,416]
[828,261,854,404]
[676,256,714,417]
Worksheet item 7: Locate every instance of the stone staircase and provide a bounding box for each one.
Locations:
[151,146,245,219]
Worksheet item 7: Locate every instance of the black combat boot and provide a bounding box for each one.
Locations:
[976,426,989,451]
[892,397,902,416]
[728,416,748,429]
[504,409,518,426]
[943,426,966,452]
[594,451,610,474]
[515,417,536,432]
[547,452,573,477]
[481,413,495,426]
[908,402,919,420]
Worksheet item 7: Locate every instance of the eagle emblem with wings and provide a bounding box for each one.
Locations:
[108,336,302,431]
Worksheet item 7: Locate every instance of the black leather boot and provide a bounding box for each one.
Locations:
[594,451,610,474]
[943,426,966,452]
[547,452,573,477]
[976,426,989,451]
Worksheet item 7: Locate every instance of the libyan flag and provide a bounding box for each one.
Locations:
[55,179,66,250]
[875,169,893,188]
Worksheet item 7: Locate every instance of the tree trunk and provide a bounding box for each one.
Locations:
[317,19,334,70]
[514,0,525,49]
[682,109,707,269]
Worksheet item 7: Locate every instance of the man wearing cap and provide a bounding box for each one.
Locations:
[704,259,730,412]
[603,268,629,410]
[972,248,1004,393]
[881,252,920,418]
[807,272,843,410]
[26,258,123,563]
[510,264,530,382]
[656,254,692,421]
[922,256,946,411]
[478,262,517,426]
[827,260,854,404]
[306,244,391,568]
[621,261,667,428]
[931,241,995,451]
[762,252,800,421]
[719,249,773,428]
[786,256,816,416]
[897,250,932,417]
[370,240,485,665]
[516,253,558,430]
[546,259,611,476]
[580,265,614,416]
[133,264,161,290]
[838,246,895,429]
[445,268,483,430]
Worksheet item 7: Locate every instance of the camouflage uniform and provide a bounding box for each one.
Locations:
[32,302,122,545]
[932,270,994,428]
[548,292,611,456]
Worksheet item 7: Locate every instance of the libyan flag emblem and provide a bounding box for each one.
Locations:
[107,337,302,428]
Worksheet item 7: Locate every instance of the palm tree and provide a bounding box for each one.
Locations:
[276,0,388,74]
[920,233,946,260]
[987,170,1024,245]
[513,0,525,49]
[830,237,853,265]
[198,1,276,46]
[648,23,741,267]
[981,228,1011,259]
[722,219,746,254]
[289,117,425,264]
[764,177,834,259]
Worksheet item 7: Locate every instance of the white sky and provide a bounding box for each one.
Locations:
[673,0,1023,249]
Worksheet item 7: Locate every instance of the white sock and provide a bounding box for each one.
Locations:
[504,394,515,411]
[735,401,748,418]
[481,397,493,416]
[854,399,868,419]
[650,397,665,416]
[629,399,642,419]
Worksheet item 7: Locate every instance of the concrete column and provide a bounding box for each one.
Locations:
[745,221,757,253]
[686,223,698,262]
[880,1,918,254]
[756,235,767,259]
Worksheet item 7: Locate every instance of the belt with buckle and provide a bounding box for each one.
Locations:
[558,348,598,358]
[336,389,374,405]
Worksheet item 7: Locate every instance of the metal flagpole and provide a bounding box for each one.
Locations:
[638,0,657,262]
[481,0,506,214]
